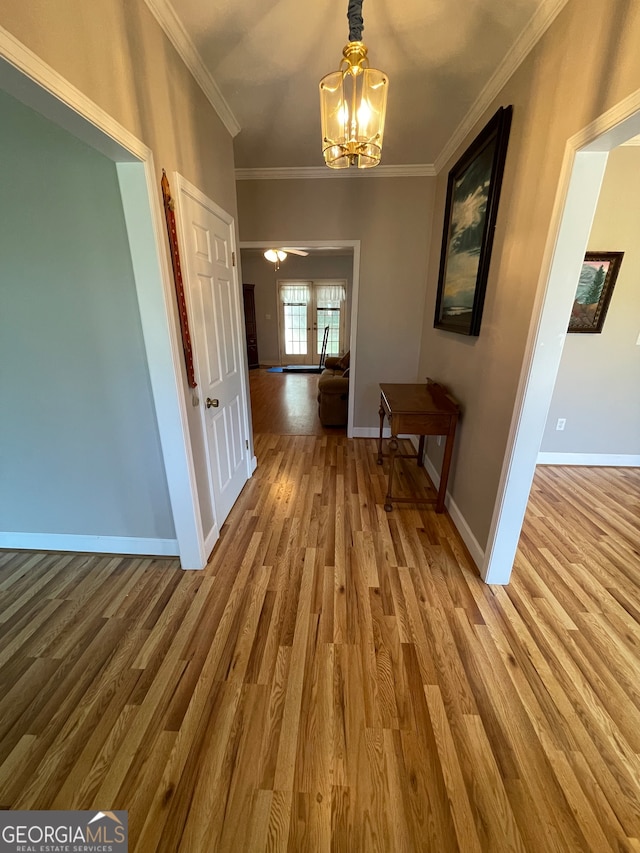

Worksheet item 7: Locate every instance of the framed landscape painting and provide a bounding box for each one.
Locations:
[434,105,513,336]
[568,252,623,333]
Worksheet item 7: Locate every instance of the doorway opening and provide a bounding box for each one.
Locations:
[483,91,640,584]
[0,45,205,568]
[239,242,360,437]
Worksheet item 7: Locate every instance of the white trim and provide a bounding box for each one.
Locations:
[142,0,240,138]
[421,453,485,571]
[0,533,179,557]
[347,245,361,439]
[0,27,206,570]
[251,455,258,473]
[537,453,640,467]
[483,88,640,586]
[353,427,391,439]
[434,0,570,173]
[117,163,207,570]
[482,151,608,585]
[235,164,436,181]
[0,27,144,161]
[203,524,220,563]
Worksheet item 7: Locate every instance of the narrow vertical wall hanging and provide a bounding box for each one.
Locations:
[161,169,197,388]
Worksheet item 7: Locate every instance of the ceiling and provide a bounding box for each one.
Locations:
[154,0,556,171]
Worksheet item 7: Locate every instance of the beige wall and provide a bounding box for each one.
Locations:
[541,146,640,455]
[236,178,437,428]
[418,0,640,548]
[1,0,240,537]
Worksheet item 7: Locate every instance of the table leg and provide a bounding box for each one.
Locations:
[437,427,456,513]
[384,436,399,511]
[377,400,385,465]
[417,435,425,467]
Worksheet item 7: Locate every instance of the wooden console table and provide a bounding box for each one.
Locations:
[377,379,460,512]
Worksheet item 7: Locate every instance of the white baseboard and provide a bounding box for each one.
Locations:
[352,427,391,439]
[0,532,180,557]
[250,455,258,473]
[537,452,640,467]
[200,524,220,568]
[407,437,485,570]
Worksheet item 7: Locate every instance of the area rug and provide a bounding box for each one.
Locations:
[267,365,322,373]
[283,365,322,373]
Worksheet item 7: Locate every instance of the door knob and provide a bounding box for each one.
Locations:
[206,397,219,408]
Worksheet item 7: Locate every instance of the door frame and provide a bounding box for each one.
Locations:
[240,240,361,437]
[0,32,207,569]
[173,172,254,548]
[482,88,640,584]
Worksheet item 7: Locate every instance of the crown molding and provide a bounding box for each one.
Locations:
[434,0,570,174]
[235,164,436,180]
[143,0,240,138]
[0,25,148,161]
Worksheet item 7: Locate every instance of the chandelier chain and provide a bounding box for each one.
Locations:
[347,0,364,41]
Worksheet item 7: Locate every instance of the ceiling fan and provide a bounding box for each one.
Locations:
[263,247,309,267]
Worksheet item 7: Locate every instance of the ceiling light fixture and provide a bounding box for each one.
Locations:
[264,249,287,269]
[319,0,389,169]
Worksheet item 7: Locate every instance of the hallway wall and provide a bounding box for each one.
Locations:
[417,0,640,549]
[0,90,175,540]
[1,0,243,542]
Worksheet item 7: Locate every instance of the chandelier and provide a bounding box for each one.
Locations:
[319,0,389,169]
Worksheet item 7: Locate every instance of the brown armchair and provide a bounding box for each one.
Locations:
[317,352,350,426]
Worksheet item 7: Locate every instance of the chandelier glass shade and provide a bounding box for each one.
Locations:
[319,38,388,169]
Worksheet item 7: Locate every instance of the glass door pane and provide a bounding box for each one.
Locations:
[283,302,308,355]
[316,306,341,357]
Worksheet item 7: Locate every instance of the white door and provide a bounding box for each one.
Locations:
[178,186,250,526]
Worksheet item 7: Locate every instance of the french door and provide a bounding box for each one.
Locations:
[278,280,346,365]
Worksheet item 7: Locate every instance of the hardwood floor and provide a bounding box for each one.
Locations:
[249,368,346,436]
[0,454,639,851]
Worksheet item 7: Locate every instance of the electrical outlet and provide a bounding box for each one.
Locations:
[556,418,566,431]
[265,314,271,320]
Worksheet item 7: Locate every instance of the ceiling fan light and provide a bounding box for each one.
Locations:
[264,249,287,263]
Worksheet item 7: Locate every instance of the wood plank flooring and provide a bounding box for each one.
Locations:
[0,452,639,851]
[249,369,346,436]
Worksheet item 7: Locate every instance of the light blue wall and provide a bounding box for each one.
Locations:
[0,90,175,539]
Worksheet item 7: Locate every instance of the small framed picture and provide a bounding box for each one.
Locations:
[568,252,623,333]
